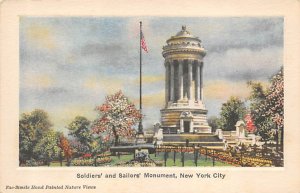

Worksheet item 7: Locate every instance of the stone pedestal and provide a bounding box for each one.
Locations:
[160,108,211,134]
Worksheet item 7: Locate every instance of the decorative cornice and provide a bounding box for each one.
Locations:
[162,48,206,58]
[165,54,203,61]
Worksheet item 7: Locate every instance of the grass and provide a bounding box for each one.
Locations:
[150,152,231,167]
[110,154,134,165]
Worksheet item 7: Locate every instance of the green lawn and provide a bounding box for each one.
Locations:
[150,152,231,167]
[110,154,135,165]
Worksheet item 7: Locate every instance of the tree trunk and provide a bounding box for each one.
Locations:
[67,158,70,167]
[94,157,97,167]
[173,152,176,165]
[60,151,63,166]
[112,126,119,146]
[114,135,119,146]
[275,129,279,152]
[110,126,119,156]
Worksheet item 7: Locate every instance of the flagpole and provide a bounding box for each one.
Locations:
[139,21,142,112]
[138,21,143,135]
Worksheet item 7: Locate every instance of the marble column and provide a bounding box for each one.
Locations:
[188,60,193,100]
[189,121,193,133]
[195,62,200,101]
[178,60,184,100]
[180,119,184,133]
[200,62,203,100]
[165,61,170,105]
[170,62,174,101]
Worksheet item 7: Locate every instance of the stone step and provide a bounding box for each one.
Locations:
[162,142,224,146]
[164,133,218,137]
[163,134,222,142]
[201,146,224,150]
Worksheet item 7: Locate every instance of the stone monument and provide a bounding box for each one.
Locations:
[160,26,211,134]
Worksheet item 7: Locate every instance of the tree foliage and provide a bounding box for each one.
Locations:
[67,116,92,150]
[248,81,273,141]
[248,67,284,143]
[207,116,221,132]
[19,109,52,161]
[93,91,141,146]
[33,129,61,166]
[89,136,105,157]
[220,97,246,131]
[265,68,284,129]
[58,134,73,164]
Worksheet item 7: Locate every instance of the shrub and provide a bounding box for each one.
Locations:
[71,157,112,166]
[23,159,44,167]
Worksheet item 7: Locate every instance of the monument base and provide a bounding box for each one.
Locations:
[160,108,211,134]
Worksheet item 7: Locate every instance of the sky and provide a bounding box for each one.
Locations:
[19,17,283,132]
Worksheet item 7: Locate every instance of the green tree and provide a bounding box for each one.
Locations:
[247,81,274,142]
[33,129,61,166]
[220,97,246,131]
[67,116,93,151]
[207,116,221,132]
[89,136,105,166]
[248,68,284,149]
[19,109,52,162]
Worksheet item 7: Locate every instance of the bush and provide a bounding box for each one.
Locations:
[23,159,44,167]
[71,157,112,166]
[116,160,157,167]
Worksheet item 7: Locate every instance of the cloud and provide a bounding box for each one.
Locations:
[133,90,165,108]
[204,46,283,81]
[83,75,124,94]
[80,43,124,56]
[71,42,138,75]
[26,24,56,50]
[146,17,283,53]
[22,73,55,89]
[204,80,249,100]
[48,105,98,131]
[199,17,283,52]
[133,74,164,84]
[204,80,270,101]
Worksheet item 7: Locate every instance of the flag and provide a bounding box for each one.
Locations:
[141,32,148,53]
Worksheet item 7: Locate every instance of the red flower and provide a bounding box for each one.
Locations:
[83,153,92,158]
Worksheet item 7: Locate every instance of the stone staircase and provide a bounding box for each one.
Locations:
[222,131,238,145]
[162,134,224,149]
